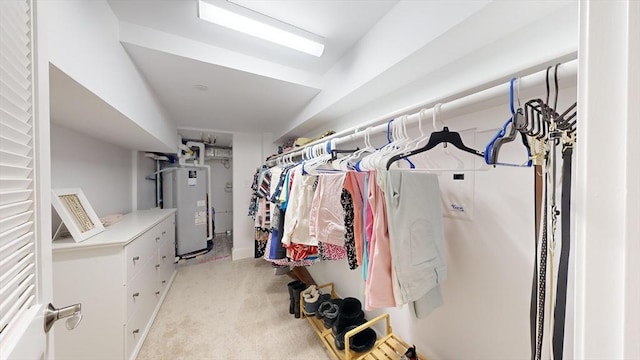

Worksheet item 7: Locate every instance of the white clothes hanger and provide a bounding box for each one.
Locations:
[359,116,409,171]
[336,128,376,171]
[304,140,338,175]
[374,115,415,169]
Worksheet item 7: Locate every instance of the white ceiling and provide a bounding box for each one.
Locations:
[106,0,399,146]
[49,64,173,151]
[99,0,575,149]
[123,43,321,133]
[108,0,398,74]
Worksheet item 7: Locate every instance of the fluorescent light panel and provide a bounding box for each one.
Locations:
[198,0,325,57]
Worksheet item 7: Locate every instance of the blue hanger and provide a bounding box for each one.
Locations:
[484,78,532,167]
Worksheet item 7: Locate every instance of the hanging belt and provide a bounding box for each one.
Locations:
[530,163,543,360]
[530,136,545,360]
[553,144,573,359]
[536,181,548,360]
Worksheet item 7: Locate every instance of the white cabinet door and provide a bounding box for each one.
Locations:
[0,0,54,359]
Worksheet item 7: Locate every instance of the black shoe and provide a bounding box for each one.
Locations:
[322,303,340,328]
[287,280,304,315]
[292,283,306,318]
[316,300,332,319]
[332,297,364,337]
[349,327,377,353]
[333,318,367,350]
[332,310,364,337]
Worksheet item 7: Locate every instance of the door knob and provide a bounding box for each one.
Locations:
[44,303,82,333]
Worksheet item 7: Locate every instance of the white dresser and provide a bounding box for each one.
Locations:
[52,209,177,360]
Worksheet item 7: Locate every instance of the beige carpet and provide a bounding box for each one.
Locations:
[137,250,330,359]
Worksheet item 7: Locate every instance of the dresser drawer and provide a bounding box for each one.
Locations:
[124,231,157,281]
[125,257,157,323]
[157,242,175,289]
[156,216,175,249]
[124,295,153,360]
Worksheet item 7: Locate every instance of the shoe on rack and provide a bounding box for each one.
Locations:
[400,345,418,360]
[333,318,367,350]
[301,284,318,300]
[287,280,304,315]
[291,282,307,318]
[303,290,320,316]
[316,299,332,319]
[332,297,365,337]
[321,303,340,329]
[349,327,377,353]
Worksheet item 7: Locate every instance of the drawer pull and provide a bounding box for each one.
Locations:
[155,236,160,242]
[162,231,167,236]
[161,280,166,284]
[132,292,140,298]
[132,256,140,262]
[162,255,167,260]
[155,264,160,269]
[155,291,160,295]
[133,329,140,334]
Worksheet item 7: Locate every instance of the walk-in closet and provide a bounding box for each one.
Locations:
[0,1,637,360]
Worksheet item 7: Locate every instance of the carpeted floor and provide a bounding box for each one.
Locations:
[137,236,329,360]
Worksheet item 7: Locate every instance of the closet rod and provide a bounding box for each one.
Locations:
[273,59,577,163]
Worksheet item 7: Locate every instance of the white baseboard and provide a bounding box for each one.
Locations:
[232,247,254,260]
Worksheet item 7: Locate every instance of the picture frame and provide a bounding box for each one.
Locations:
[51,188,104,242]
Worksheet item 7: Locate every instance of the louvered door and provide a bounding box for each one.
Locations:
[0,0,50,358]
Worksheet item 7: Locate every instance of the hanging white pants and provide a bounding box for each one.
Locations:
[384,170,447,318]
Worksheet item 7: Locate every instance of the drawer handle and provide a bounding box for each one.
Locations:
[162,255,167,260]
[162,231,167,235]
[155,291,160,295]
[161,280,166,284]
[155,236,160,242]
[132,256,140,262]
[133,329,140,334]
[132,292,140,298]
[155,264,160,269]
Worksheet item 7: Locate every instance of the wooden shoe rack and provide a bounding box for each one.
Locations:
[300,283,426,360]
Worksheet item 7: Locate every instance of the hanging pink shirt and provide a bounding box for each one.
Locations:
[365,171,396,310]
[309,173,346,246]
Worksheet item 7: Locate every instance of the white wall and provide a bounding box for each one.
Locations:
[231,132,264,260]
[206,158,233,233]
[136,151,158,210]
[40,0,176,151]
[50,124,133,230]
[276,1,576,140]
[575,1,640,358]
[305,83,576,359]
[305,2,577,138]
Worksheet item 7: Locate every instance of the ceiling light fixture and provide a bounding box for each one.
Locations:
[197,0,325,57]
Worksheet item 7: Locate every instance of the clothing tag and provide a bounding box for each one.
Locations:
[440,179,473,221]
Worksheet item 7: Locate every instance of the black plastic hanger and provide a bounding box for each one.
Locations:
[488,78,531,164]
[330,148,359,161]
[386,126,483,170]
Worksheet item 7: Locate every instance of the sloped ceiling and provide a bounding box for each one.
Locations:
[107,0,400,141]
[106,0,577,144]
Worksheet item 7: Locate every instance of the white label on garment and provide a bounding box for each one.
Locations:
[197,200,206,207]
[195,211,207,225]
